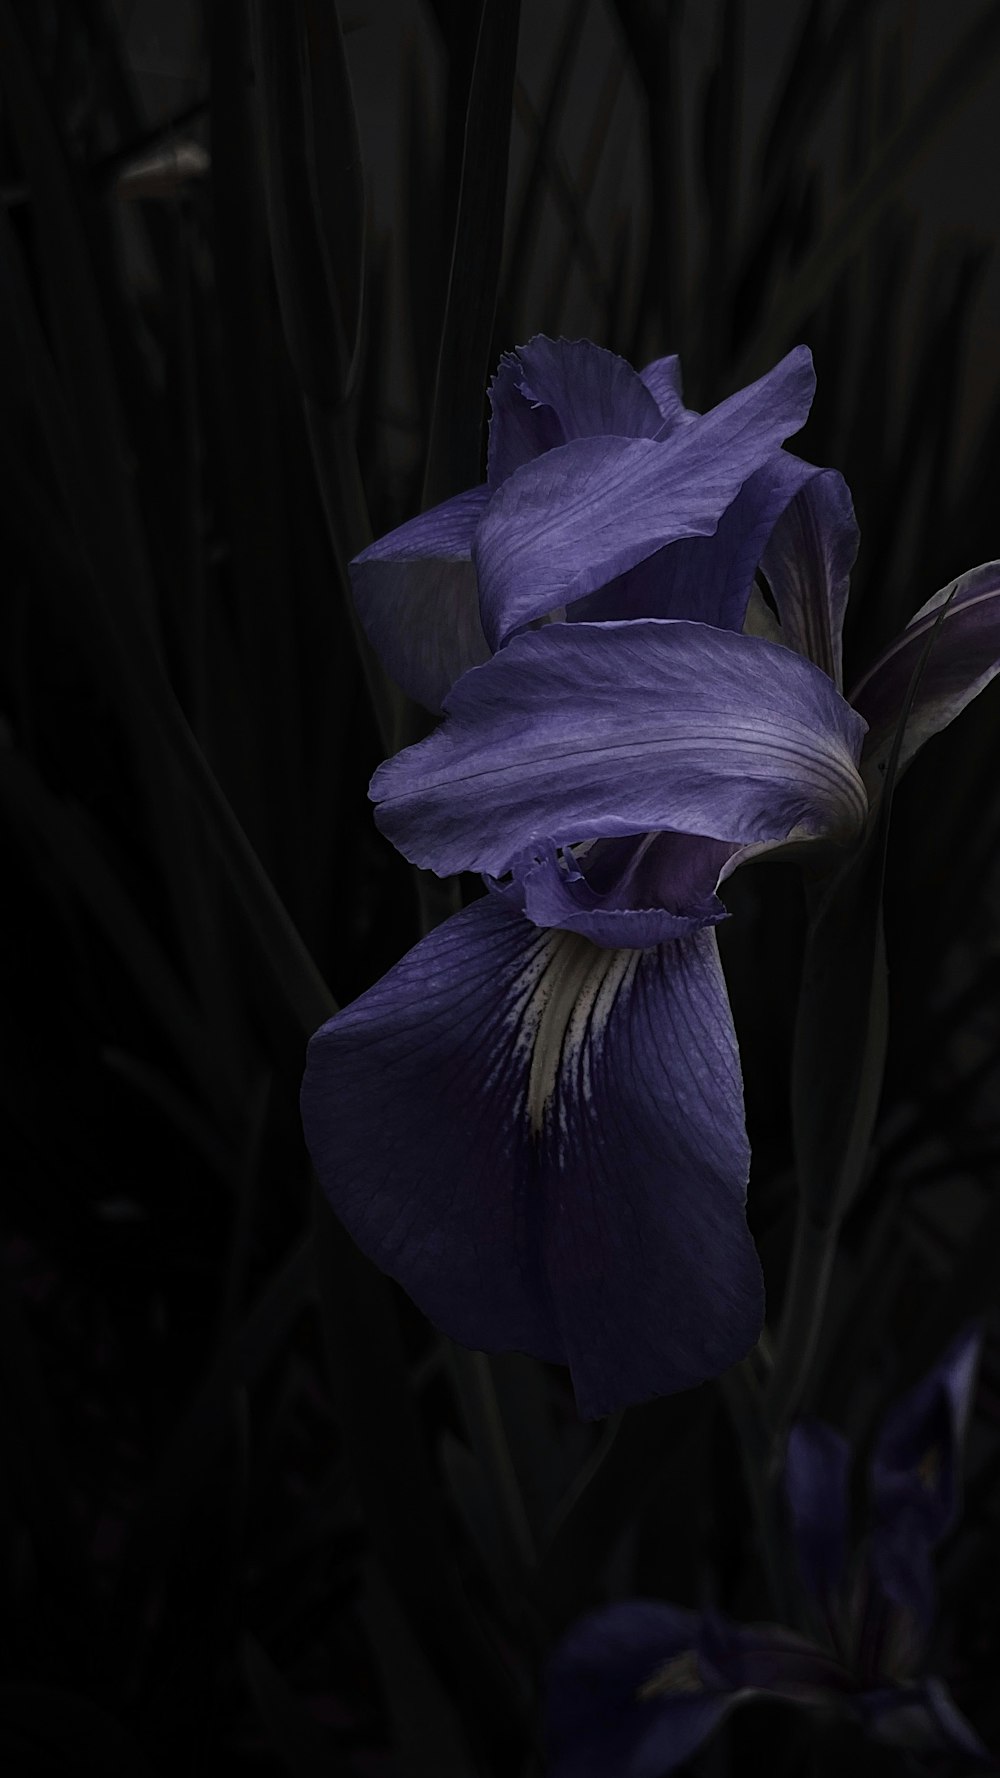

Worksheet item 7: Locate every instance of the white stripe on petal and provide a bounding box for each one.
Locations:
[514,930,640,1142]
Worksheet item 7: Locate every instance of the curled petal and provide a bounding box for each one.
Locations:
[475,346,817,646]
[639,353,693,436]
[371,620,869,881]
[850,561,1000,786]
[493,833,734,948]
[487,335,662,488]
[301,897,763,1419]
[868,1324,982,1626]
[760,469,859,689]
[349,487,491,711]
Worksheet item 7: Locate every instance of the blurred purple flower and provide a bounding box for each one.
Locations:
[301,336,1000,1418]
[547,1326,991,1776]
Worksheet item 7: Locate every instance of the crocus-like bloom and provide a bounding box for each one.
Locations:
[301,335,1000,1418]
[547,1327,991,1775]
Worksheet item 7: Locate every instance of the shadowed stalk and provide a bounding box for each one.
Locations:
[736,0,1000,380]
[421,0,522,509]
[763,1213,841,1436]
[770,590,962,1444]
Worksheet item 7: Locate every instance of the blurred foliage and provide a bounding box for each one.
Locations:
[1,0,1000,1772]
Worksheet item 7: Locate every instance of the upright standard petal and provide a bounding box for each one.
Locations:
[476,346,817,647]
[573,451,822,633]
[639,353,693,436]
[868,1324,982,1627]
[784,1418,852,1606]
[349,486,491,712]
[371,621,869,881]
[849,561,1000,784]
[759,469,858,689]
[301,896,763,1419]
[487,336,663,488]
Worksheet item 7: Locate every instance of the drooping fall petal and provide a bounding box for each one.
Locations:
[301,896,763,1419]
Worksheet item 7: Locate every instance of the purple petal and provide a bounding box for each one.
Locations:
[494,832,735,948]
[850,561,1000,785]
[784,1418,852,1603]
[921,1677,994,1765]
[872,1324,982,1541]
[639,353,693,436]
[301,896,764,1419]
[349,487,491,712]
[371,620,869,882]
[546,1603,732,1778]
[475,346,816,647]
[760,470,858,689]
[868,1324,983,1626]
[573,451,822,632]
[487,336,662,488]
[547,1602,848,1778]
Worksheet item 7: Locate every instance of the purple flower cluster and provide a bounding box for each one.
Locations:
[546,1327,990,1775]
[301,337,1000,1419]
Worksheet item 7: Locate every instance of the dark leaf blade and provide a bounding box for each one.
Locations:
[612,0,686,359]
[697,0,741,392]
[502,1,585,333]
[249,0,348,408]
[792,587,961,1229]
[738,0,1000,381]
[0,1687,157,1778]
[243,1635,356,1778]
[535,1393,705,1632]
[249,0,408,754]
[311,1190,528,1777]
[0,0,157,626]
[422,0,522,508]
[111,1239,316,1618]
[301,0,367,388]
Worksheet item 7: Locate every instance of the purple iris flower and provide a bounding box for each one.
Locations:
[547,1326,991,1775]
[300,336,1000,1419]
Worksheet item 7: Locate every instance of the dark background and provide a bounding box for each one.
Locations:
[2,1,1000,1773]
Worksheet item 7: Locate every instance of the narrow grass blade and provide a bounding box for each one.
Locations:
[738,2,1000,381]
[422,0,522,508]
[312,1189,527,1774]
[793,585,961,1232]
[243,1634,357,1778]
